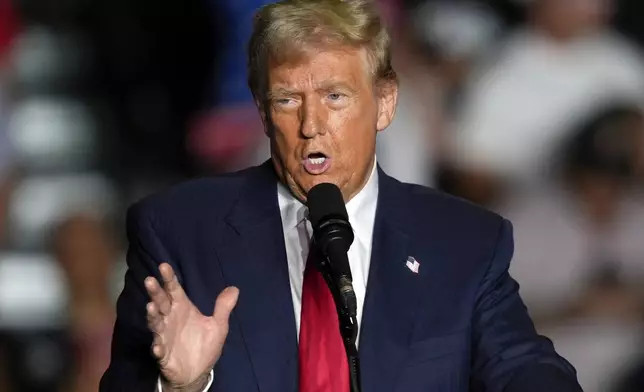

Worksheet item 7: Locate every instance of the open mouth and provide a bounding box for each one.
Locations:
[302,152,331,174]
[307,152,327,165]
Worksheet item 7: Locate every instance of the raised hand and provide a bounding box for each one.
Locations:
[145,263,239,391]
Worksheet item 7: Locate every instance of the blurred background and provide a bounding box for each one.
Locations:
[1,0,644,391]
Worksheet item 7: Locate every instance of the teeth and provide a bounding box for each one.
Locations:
[308,157,326,165]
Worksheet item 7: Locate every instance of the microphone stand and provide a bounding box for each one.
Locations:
[318,256,362,392]
[338,306,361,392]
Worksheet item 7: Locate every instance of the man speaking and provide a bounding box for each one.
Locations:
[100,0,583,391]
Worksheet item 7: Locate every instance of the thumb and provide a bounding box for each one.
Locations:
[212,286,239,326]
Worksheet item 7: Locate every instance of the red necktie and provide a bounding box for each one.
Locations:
[298,249,350,392]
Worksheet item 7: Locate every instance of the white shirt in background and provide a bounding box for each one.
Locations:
[451,28,644,183]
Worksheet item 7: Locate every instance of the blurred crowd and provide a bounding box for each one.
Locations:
[1,0,644,391]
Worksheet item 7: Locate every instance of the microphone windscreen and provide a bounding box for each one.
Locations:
[306,183,348,227]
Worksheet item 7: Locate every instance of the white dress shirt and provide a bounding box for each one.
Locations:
[158,161,379,391]
[278,160,378,340]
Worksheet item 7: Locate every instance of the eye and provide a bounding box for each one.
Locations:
[328,93,344,101]
[273,97,298,108]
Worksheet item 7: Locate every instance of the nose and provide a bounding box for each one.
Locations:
[300,98,326,139]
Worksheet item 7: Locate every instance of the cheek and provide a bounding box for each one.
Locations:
[271,114,301,154]
[329,108,376,161]
[333,102,378,137]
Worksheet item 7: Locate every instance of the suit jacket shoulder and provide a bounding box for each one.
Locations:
[406,182,504,236]
[395,180,506,266]
[129,166,252,226]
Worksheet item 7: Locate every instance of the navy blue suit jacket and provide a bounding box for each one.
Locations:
[100,161,583,392]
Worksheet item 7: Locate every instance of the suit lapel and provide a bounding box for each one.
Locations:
[215,161,298,392]
[214,163,425,392]
[359,168,424,392]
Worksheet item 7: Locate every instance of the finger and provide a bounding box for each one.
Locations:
[159,263,186,301]
[212,286,240,327]
[146,302,165,334]
[144,276,171,315]
[152,338,166,360]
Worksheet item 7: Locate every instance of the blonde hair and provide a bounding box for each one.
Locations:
[248,0,396,102]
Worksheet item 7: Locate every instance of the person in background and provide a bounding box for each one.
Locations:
[555,107,644,322]
[0,3,20,389]
[186,0,276,174]
[503,105,644,326]
[53,214,118,392]
[377,0,503,187]
[445,0,644,206]
[374,3,441,187]
[0,0,19,247]
[499,105,644,392]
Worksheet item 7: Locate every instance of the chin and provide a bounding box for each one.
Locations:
[303,174,339,189]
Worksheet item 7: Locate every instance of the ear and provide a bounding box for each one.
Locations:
[375,80,398,132]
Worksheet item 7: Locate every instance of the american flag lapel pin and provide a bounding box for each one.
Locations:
[406,256,420,274]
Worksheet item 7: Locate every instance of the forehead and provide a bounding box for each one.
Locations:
[267,47,371,90]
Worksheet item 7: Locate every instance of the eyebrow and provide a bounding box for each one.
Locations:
[317,81,357,93]
[268,81,357,98]
[267,87,298,99]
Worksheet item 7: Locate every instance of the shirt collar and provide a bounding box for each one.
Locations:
[277,159,379,235]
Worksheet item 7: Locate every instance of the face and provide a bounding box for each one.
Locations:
[260,47,397,202]
[537,0,613,38]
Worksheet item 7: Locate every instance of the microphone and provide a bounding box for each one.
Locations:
[307,182,358,318]
[308,183,362,392]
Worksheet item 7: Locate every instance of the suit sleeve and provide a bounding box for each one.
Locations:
[471,219,584,392]
[100,203,176,391]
